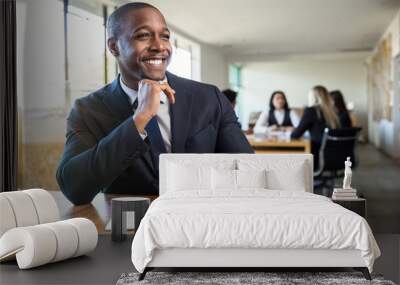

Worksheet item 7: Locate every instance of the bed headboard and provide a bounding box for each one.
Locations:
[159,153,313,195]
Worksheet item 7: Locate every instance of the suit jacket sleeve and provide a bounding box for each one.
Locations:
[56,100,149,205]
[214,87,254,153]
[291,107,314,139]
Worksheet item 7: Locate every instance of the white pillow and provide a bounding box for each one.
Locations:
[167,162,212,191]
[265,164,306,191]
[211,169,267,190]
[238,159,307,191]
[236,169,267,189]
[211,168,237,190]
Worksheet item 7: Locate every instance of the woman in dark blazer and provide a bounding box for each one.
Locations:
[329,90,352,128]
[291,85,341,169]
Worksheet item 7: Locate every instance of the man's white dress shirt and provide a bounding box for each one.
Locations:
[119,76,172,153]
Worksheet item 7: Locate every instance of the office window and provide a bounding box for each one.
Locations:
[168,32,201,81]
[229,64,243,126]
[168,47,192,79]
[67,6,106,107]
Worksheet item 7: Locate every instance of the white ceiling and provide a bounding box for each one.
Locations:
[119,0,400,56]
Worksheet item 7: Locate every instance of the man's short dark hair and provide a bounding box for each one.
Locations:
[107,2,159,40]
[222,89,238,104]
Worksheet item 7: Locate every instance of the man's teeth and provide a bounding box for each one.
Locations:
[145,59,163,65]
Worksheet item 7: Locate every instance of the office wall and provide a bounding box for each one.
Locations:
[200,44,229,90]
[237,54,368,139]
[367,10,400,158]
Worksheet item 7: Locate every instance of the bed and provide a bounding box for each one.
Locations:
[131,154,380,280]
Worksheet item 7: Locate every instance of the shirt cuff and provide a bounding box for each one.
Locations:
[132,115,148,140]
[139,129,147,140]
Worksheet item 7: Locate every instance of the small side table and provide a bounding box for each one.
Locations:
[111,197,150,242]
[331,198,366,218]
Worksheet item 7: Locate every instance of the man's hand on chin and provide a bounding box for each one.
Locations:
[133,79,175,134]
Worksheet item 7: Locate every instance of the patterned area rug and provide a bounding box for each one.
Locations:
[116,271,396,285]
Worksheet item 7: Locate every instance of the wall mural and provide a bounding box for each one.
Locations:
[367,33,393,122]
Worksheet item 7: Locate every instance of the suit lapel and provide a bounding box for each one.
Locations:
[167,72,193,153]
[103,75,156,175]
[103,76,132,121]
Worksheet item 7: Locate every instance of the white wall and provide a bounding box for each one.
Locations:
[237,54,368,138]
[200,44,229,90]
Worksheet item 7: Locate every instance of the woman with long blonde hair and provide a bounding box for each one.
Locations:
[291,85,341,169]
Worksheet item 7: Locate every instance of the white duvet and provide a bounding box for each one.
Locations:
[131,190,380,273]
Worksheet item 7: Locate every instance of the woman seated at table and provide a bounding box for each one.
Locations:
[329,90,352,128]
[254,91,300,133]
[291,85,340,169]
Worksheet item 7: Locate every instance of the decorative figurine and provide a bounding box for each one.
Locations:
[343,157,352,190]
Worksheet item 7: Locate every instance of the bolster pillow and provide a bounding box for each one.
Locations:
[0,189,60,237]
[0,218,98,269]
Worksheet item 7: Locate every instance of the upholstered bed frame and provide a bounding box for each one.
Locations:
[138,154,371,280]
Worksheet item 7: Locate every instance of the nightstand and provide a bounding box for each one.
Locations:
[331,198,366,218]
[111,197,150,242]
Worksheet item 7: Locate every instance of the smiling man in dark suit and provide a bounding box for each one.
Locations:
[56,2,253,205]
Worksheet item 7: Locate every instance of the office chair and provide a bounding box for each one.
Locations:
[314,127,362,197]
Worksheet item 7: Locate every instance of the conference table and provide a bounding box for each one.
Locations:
[246,134,311,154]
